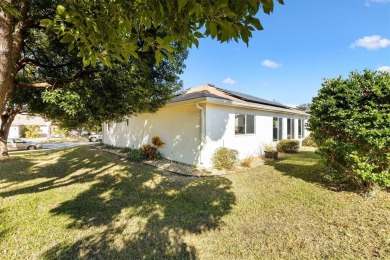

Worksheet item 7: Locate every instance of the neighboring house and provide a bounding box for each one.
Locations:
[9,114,52,138]
[103,84,310,167]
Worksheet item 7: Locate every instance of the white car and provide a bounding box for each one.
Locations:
[7,138,43,150]
[88,133,102,142]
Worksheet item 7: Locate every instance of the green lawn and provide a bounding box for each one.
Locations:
[0,147,389,259]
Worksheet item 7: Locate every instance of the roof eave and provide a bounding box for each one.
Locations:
[166,97,309,116]
[205,97,309,116]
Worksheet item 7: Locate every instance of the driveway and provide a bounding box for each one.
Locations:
[42,142,91,150]
[9,141,91,153]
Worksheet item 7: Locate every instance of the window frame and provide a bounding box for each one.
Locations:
[298,119,305,138]
[235,114,255,135]
[273,117,283,141]
[287,118,295,139]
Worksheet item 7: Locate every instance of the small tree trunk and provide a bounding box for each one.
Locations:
[0,109,17,159]
[0,129,10,159]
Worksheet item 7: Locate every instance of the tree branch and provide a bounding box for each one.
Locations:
[15,68,99,88]
[16,82,52,88]
[12,0,30,66]
[18,57,74,69]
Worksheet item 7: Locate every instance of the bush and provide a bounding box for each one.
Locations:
[277,140,300,153]
[127,148,146,162]
[120,147,133,153]
[21,125,41,138]
[101,144,116,150]
[143,144,158,160]
[307,70,390,190]
[240,156,254,167]
[212,147,238,170]
[302,135,316,147]
[151,136,165,148]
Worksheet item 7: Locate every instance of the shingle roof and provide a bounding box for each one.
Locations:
[12,114,50,126]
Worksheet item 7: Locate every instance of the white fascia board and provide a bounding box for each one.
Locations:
[166,97,308,116]
[205,97,309,116]
[165,97,207,107]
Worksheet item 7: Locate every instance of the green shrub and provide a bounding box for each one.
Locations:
[212,147,238,170]
[302,135,316,147]
[277,140,300,153]
[21,125,41,138]
[101,144,116,149]
[262,143,275,152]
[127,148,146,162]
[120,147,133,153]
[308,70,390,190]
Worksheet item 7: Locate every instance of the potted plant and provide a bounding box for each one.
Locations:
[263,143,278,159]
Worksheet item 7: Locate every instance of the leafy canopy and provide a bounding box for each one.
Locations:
[12,42,188,130]
[37,0,284,66]
[308,70,390,190]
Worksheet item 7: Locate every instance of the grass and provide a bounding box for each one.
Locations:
[0,147,389,259]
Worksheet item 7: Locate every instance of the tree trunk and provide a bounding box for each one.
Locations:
[0,1,15,113]
[0,1,29,159]
[0,109,17,159]
[0,2,15,159]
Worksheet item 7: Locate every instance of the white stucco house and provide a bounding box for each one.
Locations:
[9,114,52,138]
[103,84,310,167]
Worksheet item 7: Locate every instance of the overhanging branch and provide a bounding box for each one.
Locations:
[18,57,74,69]
[15,68,99,89]
[16,82,52,88]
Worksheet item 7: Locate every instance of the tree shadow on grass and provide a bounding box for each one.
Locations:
[266,151,353,192]
[0,147,117,198]
[34,148,236,259]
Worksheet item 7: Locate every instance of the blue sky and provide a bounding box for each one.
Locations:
[180,0,390,107]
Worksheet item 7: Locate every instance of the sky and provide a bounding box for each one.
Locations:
[179,0,390,107]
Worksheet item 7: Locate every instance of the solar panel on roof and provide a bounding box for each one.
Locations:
[215,87,290,108]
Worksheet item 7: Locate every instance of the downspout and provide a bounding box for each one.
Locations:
[196,103,205,165]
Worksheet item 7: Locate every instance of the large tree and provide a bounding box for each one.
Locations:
[0,0,283,158]
[11,43,188,133]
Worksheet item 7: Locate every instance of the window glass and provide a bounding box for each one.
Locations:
[298,119,302,138]
[291,119,295,139]
[273,117,278,141]
[235,114,245,134]
[246,115,255,134]
[235,114,255,135]
[278,118,283,140]
[287,118,292,139]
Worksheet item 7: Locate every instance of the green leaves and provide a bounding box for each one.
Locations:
[56,5,65,15]
[308,70,390,190]
[177,0,188,12]
[42,0,283,67]
[0,0,21,18]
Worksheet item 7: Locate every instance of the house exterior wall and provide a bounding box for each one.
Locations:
[103,103,202,166]
[201,103,309,167]
[103,100,310,168]
[9,126,20,138]
[9,115,52,138]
